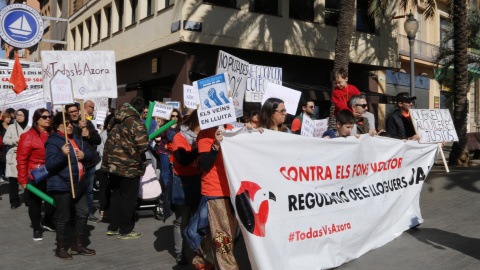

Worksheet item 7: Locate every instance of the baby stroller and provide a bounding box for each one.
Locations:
[137,150,163,220]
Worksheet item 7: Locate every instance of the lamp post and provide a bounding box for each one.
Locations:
[404,12,419,99]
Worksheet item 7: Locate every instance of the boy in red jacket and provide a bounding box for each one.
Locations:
[331,68,360,116]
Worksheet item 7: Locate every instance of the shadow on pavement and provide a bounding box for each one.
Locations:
[154,225,176,257]
[429,165,480,194]
[407,228,480,260]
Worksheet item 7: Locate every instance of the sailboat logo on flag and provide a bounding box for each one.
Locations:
[0,4,44,49]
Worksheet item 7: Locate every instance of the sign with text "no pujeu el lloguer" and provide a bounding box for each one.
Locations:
[409,109,459,144]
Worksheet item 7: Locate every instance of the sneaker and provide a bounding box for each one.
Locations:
[106,230,119,236]
[88,214,99,223]
[41,222,56,232]
[33,230,43,241]
[118,232,142,240]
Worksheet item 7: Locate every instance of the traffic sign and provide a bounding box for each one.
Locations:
[0,4,44,48]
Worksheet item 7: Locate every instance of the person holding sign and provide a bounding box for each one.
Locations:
[322,110,358,139]
[386,92,419,141]
[45,113,94,260]
[259,98,292,133]
[332,68,361,116]
[16,109,56,241]
[291,98,316,134]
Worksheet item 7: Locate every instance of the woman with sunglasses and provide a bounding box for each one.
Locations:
[4,109,30,210]
[259,98,292,133]
[45,113,94,260]
[17,109,56,241]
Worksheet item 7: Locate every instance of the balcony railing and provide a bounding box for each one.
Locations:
[398,34,440,62]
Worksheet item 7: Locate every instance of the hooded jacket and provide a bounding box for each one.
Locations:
[101,103,149,178]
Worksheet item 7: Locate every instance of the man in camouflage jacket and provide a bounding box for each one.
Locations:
[102,97,149,239]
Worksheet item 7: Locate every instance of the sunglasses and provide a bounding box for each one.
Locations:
[355,104,368,108]
[171,115,179,118]
[64,121,71,127]
[307,106,315,109]
[40,115,52,120]
[404,100,414,104]
[275,109,287,114]
[68,110,79,114]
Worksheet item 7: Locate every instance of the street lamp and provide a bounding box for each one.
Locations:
[404,12,419,99]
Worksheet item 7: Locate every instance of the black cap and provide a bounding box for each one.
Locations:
[395,92,417,103]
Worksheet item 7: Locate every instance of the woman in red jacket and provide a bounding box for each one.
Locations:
[17,108,55,241]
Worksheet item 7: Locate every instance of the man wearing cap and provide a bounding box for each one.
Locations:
[386,92,420,140]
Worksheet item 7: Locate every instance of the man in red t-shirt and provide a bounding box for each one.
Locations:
[331,68,361,116]
[291,98,316,134]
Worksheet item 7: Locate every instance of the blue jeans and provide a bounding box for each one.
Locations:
[85,166,96,214]
[159,154,171,188]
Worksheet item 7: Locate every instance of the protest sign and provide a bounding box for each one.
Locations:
[0,66,44,126]
[410,109,458,144]
[50,71,74,105]
[194,73,236,130]
[221,131,437,270]
[246,64,282,102]
[228,122,246,129]
[89,97,109,119]
[314,119,329,137]
[216,50,249,117]
[184,84,198,109]
[41,51,117,101]
[152,101,174,119]
[167,101,181,110]
[301,114,315,137]
[261,83,301,115]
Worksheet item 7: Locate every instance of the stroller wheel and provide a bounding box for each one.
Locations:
[154,205,164,220]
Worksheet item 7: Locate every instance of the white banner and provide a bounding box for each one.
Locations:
[314,119,328,137]
[246,64,282,102]
[216,50,249,117]
[221,131,437,270]
[261,83,301,115]
[301,114,314,137]
[41,51,118,101]
[410,109,458,143]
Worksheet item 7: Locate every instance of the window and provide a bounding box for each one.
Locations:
[95,13,101,42]
[78,24,83,50]
[105,6,112,36]
[440,17,453,48]
[166,0,175,7]
[324,0,339,26]
[356,0,375,33]
[147,0,153,16]
[204,0,236,8]
[85,19,91,46]
[131,0,138,24]
[289,0,314,21]
[251,0,278,15]
[71,28,76,50]
[116,0,124,30]
[16,49,25,58]
[57,0,63,18]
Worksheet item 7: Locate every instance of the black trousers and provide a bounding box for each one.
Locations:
[28,181,55,231]
[51,189,89,239]
[95,170,111,212]
[8,177,19,205]
[107,175,140,235]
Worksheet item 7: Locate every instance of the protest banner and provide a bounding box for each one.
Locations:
[184,84,198,109]
[261,82,301,115]
[152,101,174,119]
[246,64,282,102]
[221,131,437,270]
[216,50,249,117]
[41,51,117,101]
[0,66,45,125]
[167,101,181,110]
[314,119,329,137]
[409,109,458,144]
[301,114,315,137]
[194,73,236,130]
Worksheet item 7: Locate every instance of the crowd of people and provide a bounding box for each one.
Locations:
[0,67,429,269]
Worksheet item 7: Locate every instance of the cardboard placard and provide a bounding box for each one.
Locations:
[314,119,329,137]
[216,50,249,117]
[246,64,282,102]
[301,114,315,137]
[184,84,199,109]
[152,101,174,119]
[410,109,459,143]
[261,82,301,115]
[50,70,74,105]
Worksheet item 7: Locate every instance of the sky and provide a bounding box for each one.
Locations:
[0,2,5,59]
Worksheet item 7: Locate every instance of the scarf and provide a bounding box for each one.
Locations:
[180,125,197,148]
[16,108,29,130]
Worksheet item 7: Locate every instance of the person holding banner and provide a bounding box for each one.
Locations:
[4,109,30,209]
[322,109,358,139]
[386,92,420,141]
[45,113,95,260]
[291,98,316,134]
[259,98,292,133]
[16,109,56,241]
[171,110,202,265]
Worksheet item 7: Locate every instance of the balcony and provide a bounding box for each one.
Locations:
[398,34,439,62]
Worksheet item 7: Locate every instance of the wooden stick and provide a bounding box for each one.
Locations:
[62,106,76,198]
[438,142,449,173]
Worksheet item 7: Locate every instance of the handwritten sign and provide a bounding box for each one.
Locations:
[410,109,459,143]
[152,102,174,119]
[261,82,301,115]
[50,71,74,105]
[314,119,329,137]
[194,73,236,130]
[184,85,198,109]
[216,50,249,117]
[90,97,109,119]
[41,51,117,101]
[301,114,315,137]
[246,64,282,102]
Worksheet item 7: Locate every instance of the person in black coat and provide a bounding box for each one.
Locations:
[45,113,95,260]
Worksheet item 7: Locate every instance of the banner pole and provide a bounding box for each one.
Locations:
[62,106,76,198]
[438,143,449,173]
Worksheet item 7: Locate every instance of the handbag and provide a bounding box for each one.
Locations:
[29,165,49,184]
